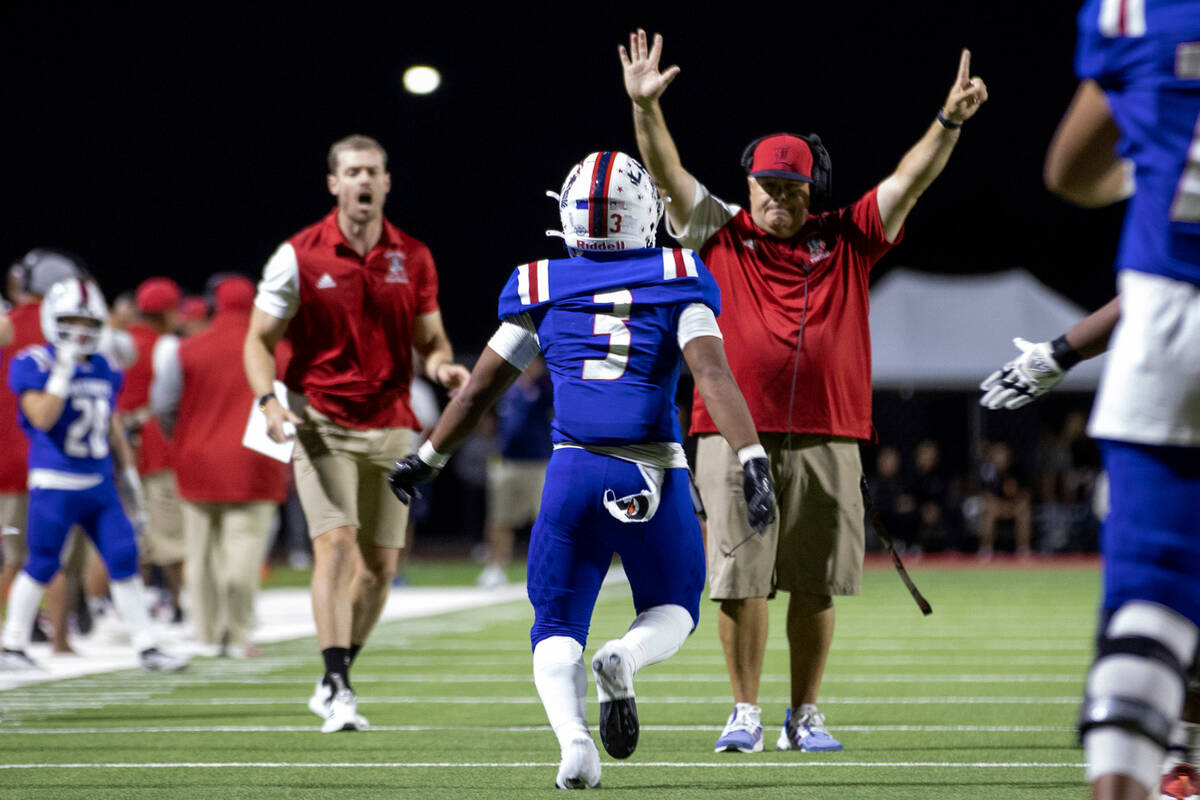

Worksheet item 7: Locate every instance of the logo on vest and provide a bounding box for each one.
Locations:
[806,237,830,264]
[316,273,337,289]
[384,250,409,284]
[741,239,758,252]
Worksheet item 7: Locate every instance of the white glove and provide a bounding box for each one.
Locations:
[45,342,82,398]
[119,466,149,531]
[979,337,1066,410]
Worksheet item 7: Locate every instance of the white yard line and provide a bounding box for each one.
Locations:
[0,695,1087,710]
[0,760,1088,769]
[0,583,530,691]
[0,724,1075,735]
[0,673,1086,689]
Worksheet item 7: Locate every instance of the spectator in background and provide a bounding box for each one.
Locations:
[910,439,953,553]
[478,355,553,589]
[866,446,915,552]
[153,276,289,658]
[176,296,211,338]
[122,277,185,622]
[977,441,1032,559]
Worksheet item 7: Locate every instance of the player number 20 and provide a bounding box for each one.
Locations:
[582,289,632,381]
[64,396,111,459]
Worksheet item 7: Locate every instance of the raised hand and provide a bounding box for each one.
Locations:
[618,29,681,108]
[942,49,989,125]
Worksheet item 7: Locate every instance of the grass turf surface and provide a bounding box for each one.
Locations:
[0,562,1097,799]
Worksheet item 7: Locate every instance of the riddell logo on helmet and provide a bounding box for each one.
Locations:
[575,240,628,251]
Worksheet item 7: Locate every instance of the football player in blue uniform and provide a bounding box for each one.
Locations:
[0,278,188,672]
[1012,3,1200,799]
[389,151,774,789]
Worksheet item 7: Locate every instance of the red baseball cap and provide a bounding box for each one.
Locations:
[214,276,255,312]
[746,134,814,183]
[179,296,209,322]
[135,277,182,314]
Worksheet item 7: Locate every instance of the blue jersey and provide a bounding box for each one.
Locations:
[1076,0,1200,283]
[497,248,720,447]
[8,345,124,478]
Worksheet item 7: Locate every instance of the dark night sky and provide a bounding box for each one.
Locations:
[5,7,1123,351]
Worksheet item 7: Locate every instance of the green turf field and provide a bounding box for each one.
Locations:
[0,562,1099,799]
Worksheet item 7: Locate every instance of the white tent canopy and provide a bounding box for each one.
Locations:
[869,268,1107,391]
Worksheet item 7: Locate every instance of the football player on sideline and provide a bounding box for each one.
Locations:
[389,151,774,790]
[1000,3,1200,799]
[0,278,188,672]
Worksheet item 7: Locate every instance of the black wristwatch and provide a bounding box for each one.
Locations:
[257,393,277,411]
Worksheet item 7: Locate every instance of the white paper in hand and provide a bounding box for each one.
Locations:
[242,380,296,463]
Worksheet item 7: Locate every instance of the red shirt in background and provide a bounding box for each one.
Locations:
[0,303,43,492]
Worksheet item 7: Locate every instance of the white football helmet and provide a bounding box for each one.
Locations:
[40,278,109,355]
[547,151,664,253]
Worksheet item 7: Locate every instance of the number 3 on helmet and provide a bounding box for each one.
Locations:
[546,151,665,254]
[40,278,109,355]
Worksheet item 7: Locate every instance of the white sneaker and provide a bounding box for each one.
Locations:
[477,565,508,589]
[308,677,332,718]
[139,647,190,672]
[776,706,843,752]
[714,703,763,752]
[310,676,369,730]
[0,649,41,671]
[555,736,601,789]
[321,678,368,733]
[591,640,638,759]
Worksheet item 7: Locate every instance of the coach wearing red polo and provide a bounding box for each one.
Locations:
[153,276,288,657]
[621,30,988,752]
[244,134,468,732]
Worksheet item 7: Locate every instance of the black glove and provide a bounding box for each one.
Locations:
[742,456,776,533]
[388,455,441,505]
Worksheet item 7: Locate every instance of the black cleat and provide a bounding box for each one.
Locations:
[592,641,639,759]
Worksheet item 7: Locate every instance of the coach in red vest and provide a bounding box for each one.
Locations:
[152,276,288,657]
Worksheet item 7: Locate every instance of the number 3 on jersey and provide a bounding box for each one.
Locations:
[583,289,632,381]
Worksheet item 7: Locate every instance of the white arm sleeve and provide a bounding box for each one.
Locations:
[149,336,183,418]
[676,303,723,350]
[486,313,541,371]
[254,242,300,320]
[665,178,741,250]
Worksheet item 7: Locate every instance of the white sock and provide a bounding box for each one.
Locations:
[110,576,155,652]
[1183,720,1200,767]
[533,636,589,751]
[620,604,693,672]
[1085,727,1161,791]
[1,572,48,651]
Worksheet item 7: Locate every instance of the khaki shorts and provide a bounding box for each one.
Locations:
[140,471,186,565]
[1,492,29,566]
[292,403,412,547]
[697,433,865,600]
[486,458,547,528]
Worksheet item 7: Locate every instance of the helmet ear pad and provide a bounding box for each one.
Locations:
[550,151,663,253]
